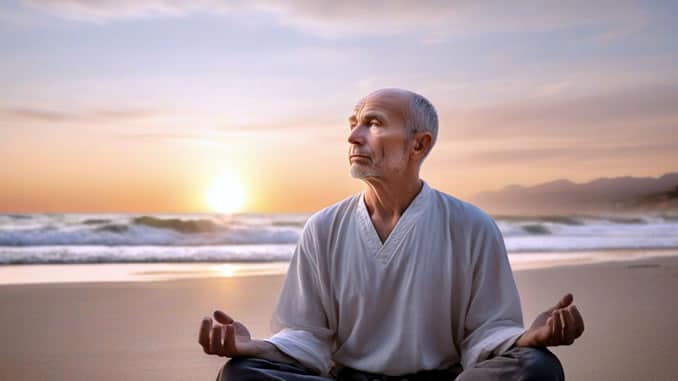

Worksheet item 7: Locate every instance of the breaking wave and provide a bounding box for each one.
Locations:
[1,212,677,263]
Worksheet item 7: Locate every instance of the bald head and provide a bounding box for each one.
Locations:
[355,88,439,162]
[362,88,413,105]
[357,89,411,120]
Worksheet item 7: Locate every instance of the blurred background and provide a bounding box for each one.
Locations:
[1,0,677,266]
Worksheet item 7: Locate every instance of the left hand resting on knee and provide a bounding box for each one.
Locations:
[515,293,585,348]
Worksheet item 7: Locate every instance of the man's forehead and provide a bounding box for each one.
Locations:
[350,90,411,119]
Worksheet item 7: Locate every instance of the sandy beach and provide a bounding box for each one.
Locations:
[1,255,677,381]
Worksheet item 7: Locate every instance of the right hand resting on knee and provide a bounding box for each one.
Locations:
[198,310,255,357]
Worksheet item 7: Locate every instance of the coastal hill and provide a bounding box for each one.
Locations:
[469,172,678,215]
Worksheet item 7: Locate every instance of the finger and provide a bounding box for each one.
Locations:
[224,324,237,357]
[552,310,563,345]
[538,315,552,343]
[210,326,222,355]
[558,309,567,344]
[558,310,567,344]
[562,308,577,344]
[547,313,556,341]
[570,305,585,337]
[214,310,235,325]
[199,317,213,352]
[216,326,228,356]
[554,293,573,309]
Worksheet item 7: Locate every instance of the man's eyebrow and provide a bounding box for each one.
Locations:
[361,111,386,122]
[347,111,387,125]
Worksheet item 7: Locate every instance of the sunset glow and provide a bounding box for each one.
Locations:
[0,1,676,213]
[204,172,246,214]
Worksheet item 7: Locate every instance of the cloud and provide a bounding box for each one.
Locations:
[264,0,653,38]
[420,81,678,171]
[453,142,678,165]
[21,0,227,21]
[22,0,653,39]
[118,117,346,144]
[440,82,678,142]
[1,107,158,124]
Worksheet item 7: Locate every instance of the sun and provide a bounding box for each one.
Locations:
[204,172,246,214]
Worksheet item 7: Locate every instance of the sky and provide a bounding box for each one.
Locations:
[1,0,677,213]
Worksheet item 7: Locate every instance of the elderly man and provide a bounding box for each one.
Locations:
[199,89,584,380]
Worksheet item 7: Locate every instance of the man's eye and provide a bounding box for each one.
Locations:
[369,119,379,126]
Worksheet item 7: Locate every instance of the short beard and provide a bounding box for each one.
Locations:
[349,154,409,179]
[350,164,377,179]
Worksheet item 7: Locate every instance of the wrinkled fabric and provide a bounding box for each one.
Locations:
[218,347,564,381]
[264,181,525,376]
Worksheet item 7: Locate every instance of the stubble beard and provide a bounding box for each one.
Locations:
[350,163,377,179]
[349,153,408,180]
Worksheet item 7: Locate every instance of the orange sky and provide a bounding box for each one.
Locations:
[3,121,676,213]
[1,1,677,213]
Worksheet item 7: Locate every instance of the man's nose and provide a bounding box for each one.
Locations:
[348,125,365,145]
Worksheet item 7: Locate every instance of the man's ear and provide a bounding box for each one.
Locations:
[413,133,433,156]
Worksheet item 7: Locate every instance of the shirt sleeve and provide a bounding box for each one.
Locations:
[460,211,525,370]
[263,216,334,375]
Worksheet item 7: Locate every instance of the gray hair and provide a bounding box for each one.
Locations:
[406,92,438,162]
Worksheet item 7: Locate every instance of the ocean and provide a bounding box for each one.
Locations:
[1,213,677,265]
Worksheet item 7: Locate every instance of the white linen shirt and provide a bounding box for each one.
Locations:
[264,181,525,376]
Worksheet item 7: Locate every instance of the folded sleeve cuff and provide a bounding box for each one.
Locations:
[462,326,526,370]
[263,328,332,376]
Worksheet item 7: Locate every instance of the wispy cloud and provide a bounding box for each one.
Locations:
[117,116,346,144]
[418,80,678,177]
[1,106,158,124]
[441,82,678,142]
[21,0,223,21]
[22,0,653,39]
[453,142,678,165]
[262,0,653,38]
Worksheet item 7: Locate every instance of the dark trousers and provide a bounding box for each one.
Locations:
[216,346,565,381]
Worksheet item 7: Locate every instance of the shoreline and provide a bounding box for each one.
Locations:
[0,248,677,285]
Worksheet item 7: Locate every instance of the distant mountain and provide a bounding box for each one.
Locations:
[470,172,678,215]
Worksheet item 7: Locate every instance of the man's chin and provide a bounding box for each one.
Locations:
[350,165,374,179]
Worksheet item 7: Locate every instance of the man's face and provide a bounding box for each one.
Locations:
[347,90,413,180]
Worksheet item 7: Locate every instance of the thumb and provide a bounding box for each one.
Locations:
[553,293,573,310]
[214,310,235,325]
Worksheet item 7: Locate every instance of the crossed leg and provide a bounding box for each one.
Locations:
[217,357,331,381]
[456,346,564,381]
[218,347,564,381]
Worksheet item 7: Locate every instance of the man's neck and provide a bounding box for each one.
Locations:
[363,177,423,220]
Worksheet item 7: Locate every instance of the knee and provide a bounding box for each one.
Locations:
[517,347,564,381]
[216,357,261,381]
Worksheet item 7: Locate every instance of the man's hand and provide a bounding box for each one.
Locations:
[198,311,306,367]
[515,293,585,348]
[198,310,255,357]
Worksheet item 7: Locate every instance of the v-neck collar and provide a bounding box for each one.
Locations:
[356,181,432,263]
